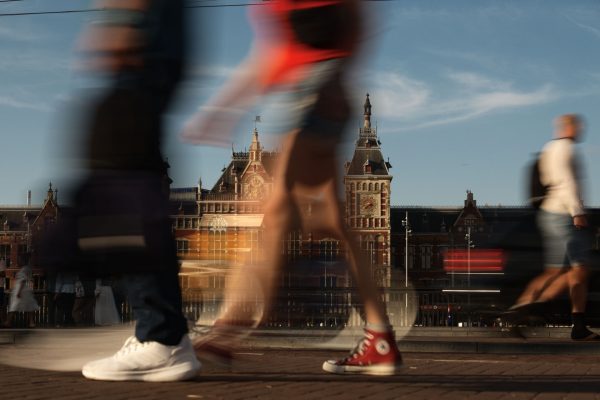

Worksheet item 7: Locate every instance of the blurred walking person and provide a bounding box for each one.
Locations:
[94,278,120,326]
[72,275,96,326]
[54,271,77,327]
[508,114,598,341]
[5,256,39,329]
[38,0,200,381]
[184,0,402,375]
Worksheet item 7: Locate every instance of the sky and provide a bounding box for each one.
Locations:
[1,0,600,207]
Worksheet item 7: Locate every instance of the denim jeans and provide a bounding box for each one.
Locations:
[123,271,187,346]
[537,209,590,268]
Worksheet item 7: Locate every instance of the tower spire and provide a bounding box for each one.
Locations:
[363,93,372,129]
[249,126,262,162]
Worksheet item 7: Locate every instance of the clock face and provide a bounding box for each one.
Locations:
[360,194,379,216]
[246,175,264,200]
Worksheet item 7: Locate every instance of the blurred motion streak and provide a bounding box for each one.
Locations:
[444,249,505,273]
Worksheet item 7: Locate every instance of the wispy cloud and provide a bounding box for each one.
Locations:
[564,15,600,40]
[368,70,558,131]
[0,25,46,42]
[367,72,430,118]
[0,95,50,112]
[0,51,70,73]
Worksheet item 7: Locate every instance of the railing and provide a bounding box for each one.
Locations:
[0,288,578,329]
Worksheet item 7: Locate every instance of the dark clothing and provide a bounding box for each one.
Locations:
[38,0,189,345]
[88,0,186,173]
[73,276,96,326]
[123,271,187,345]
[84,0,187,344]
[73,171,178,274]
[55,293,76,327]
[72,297,96,326]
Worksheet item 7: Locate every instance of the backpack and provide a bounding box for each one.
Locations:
[528,152,548,209]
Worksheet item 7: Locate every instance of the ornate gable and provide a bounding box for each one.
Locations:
[453,190,485,232]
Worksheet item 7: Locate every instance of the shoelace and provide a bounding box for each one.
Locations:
[115,336,151,358]
[343,331,375,362]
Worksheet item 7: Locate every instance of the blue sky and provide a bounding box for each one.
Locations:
[1,0,600,207]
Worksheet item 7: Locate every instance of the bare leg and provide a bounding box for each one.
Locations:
[313,180,388,324]
[216,187,298,324]
[215,131,388,326]
[535,272,569,302]
[27,312,36,328]
[279,132,388,325]
[514,268,565,305]
[567,265,589,313]
[514,265,590,314]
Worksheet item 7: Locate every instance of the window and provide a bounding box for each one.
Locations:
[287,231,302,262]
[176,240,189,254]
[319,239,339,262]
[0,244,10,266]
[421,245,432,270]
[320,275,337,288]
[18,244,28,258]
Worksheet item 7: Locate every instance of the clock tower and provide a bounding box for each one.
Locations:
[344,94,393,286]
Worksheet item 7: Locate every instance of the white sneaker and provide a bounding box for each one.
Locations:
[82,335,201,382]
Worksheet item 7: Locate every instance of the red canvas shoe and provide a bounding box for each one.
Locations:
[322,328,403,375]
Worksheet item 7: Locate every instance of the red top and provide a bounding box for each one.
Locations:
[251,0,358,87]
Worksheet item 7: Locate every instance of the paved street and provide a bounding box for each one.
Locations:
[3,350,600,400]
[2,328,600,399]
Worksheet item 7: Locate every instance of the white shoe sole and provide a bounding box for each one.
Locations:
[82,360,201,382]
[322,360,402,376]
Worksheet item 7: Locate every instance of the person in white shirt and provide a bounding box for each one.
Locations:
[509,114,596,340]
[5,258,39,328]
[94,278,120,326]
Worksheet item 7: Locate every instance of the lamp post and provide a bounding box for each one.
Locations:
[464,227,474,287]
[464,226,474,327]
[402,211,411,327]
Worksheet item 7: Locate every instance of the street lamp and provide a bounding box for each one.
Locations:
[402,211,411,326]
[464,227,475,287]
[464,226,475,327]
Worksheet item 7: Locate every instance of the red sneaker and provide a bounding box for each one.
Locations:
[322,328,403,375]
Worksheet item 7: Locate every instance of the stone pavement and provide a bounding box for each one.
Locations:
[2,328,600,399]
[2,350,600,400]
